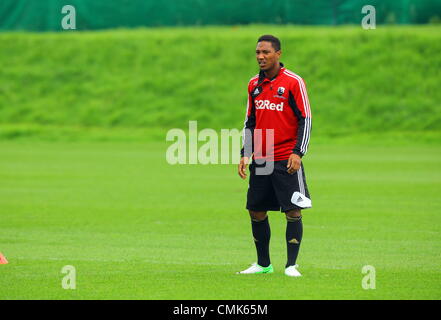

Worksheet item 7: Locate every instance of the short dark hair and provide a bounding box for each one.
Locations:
[257,35,281,52]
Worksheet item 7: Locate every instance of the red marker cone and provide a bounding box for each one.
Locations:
[0,252,8,264]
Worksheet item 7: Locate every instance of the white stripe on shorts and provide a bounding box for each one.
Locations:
[297,166,305,195]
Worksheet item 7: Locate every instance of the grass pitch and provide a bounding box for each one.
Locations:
[0,141,440,299]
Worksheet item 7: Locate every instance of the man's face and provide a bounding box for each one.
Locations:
[256,41,281,71]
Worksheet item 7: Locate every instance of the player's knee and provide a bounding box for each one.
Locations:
[249,211,268,221]
[285,209,302,221]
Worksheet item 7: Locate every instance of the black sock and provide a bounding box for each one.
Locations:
[286,215,303,267]
[251,216,271,267]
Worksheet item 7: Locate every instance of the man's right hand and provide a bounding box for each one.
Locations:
[238,157,250,179]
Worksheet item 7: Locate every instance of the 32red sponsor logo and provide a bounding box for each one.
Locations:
[255,100,284,111]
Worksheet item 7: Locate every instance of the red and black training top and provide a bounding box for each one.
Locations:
[240,63,312,161]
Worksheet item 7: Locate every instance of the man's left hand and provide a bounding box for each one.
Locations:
[287,153,301,174]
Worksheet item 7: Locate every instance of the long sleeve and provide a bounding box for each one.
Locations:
[240,89,256,158]
[289,77,312,157]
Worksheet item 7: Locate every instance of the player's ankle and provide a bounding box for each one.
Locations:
[258,263,271,268]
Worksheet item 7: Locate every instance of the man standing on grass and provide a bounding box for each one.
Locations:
[237,35,312,277]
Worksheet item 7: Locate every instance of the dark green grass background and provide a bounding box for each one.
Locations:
[1,26,440,137]
[0,26,440,299]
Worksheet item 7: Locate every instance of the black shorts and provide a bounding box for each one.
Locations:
[246,159,312,212]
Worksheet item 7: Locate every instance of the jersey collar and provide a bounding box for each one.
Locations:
[258,62,285,83]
